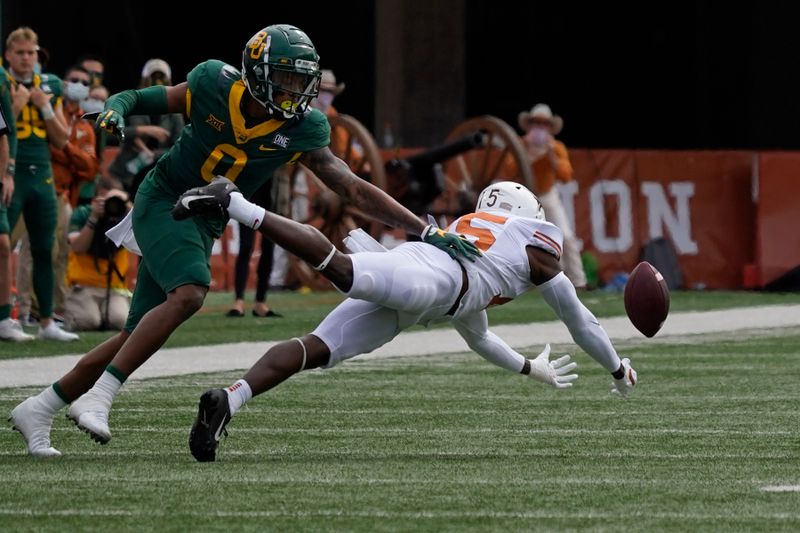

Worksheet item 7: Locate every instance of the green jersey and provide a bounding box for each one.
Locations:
[0,66,17,159]
[148,59,330,201]
[7,72,63,164]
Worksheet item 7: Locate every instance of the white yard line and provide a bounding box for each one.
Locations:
[762,485,800,493]
[1,304,798,388]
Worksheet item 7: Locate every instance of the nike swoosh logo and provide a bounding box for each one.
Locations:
[258,145,277,151]
[181,194,214,209]
[213,417,227,441]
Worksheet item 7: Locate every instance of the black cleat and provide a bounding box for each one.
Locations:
[189,389,232,462]
[171,176,240,221]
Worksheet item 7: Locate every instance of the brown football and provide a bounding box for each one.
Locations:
[624,261,670,337]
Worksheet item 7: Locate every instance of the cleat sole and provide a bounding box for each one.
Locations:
[66,413,110,445]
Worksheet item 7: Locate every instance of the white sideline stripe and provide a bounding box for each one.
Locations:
[0,449,791,460]
[1,509,798,520]
[762,485,800,492]
[1,304,799,388]
[29,426,796,436]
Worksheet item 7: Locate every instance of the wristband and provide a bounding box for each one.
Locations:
[86,218,98,230]
[6,163,14,177]
[40,102,55,120]
[314,246,337,271]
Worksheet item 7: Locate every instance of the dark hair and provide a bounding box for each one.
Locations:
[76,54,105,68]
[63,64,89,79]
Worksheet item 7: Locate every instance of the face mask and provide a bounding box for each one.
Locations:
[64,81,90,102]
[312,91,334,112]
[82,98,105,114]
[525,127,550,147]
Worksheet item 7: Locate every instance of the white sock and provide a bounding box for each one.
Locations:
[36,386,67,415]
[228,192,266,229]
[225,379,253,416]
[91,371,123,409]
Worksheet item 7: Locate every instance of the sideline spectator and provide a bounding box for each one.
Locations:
[108,59,183,195]
[64,177,131,331]
[518,103,587,289]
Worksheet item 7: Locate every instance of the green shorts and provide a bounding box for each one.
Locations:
[0,203,8,235]
[124,177,214,331]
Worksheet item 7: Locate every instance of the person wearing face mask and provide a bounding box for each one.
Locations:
[107,59,184,196]
[52,65,99,207]
[518,103,587,289]
[44,65,100,326]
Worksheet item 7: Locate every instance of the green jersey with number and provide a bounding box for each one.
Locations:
[7,72,63,165]
[148,59,330,202]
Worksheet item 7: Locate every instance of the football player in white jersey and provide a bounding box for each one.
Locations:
[172,178,637,462]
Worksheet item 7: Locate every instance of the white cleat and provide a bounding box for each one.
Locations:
[67,395,111,444]
[37,322,80,342]
[0,317,35,342]
[9,397,62,457]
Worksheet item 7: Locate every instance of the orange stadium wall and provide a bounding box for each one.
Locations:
[755,152,800,287]
[562,150,757,289]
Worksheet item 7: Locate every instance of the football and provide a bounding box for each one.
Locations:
[624,261,670,337]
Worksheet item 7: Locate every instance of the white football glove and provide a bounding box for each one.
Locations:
[527,344,578,389]
[611,357,638,398]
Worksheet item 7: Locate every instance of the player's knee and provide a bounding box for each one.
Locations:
[169,285,207,316]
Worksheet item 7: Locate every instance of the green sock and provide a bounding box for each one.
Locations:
[105,365,129,384]
[52,382,71,403]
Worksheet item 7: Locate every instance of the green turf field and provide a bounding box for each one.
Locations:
[1,292,798,531]
[1,336,799,531]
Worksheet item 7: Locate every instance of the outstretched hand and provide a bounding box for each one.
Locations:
[611,358,637,398]
[528,344,578,389]
[421,224,481,261]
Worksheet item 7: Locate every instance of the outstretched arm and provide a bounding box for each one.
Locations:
[302,147,480,260]
[529,245,636,395]
[301,146,425,234]
[453,311,577,388]
[93,83,188,140]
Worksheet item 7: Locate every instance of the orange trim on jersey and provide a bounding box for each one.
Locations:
[534,230,562,258]
[228,80,285,144]
[487,295,513,307]
[185,87,192,118]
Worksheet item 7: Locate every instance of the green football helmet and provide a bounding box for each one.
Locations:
[242,24,322,119]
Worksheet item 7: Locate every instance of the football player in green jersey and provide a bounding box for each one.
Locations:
[3,27,75,342]
[9,24,479,456]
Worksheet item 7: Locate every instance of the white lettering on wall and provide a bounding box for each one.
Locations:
[640,182,698,255]
[557,181,583,249]
[590,180,633,253]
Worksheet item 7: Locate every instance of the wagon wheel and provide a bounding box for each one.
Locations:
[431,115,533,220]
[284,113,389,291]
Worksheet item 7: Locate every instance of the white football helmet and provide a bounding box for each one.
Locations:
[475,181,545,220]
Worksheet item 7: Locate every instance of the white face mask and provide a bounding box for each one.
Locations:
[311,91,334,112]
[81,97,105,114]
[64,81,90,102]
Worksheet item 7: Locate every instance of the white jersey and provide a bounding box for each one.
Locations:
[446,210,564,318]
